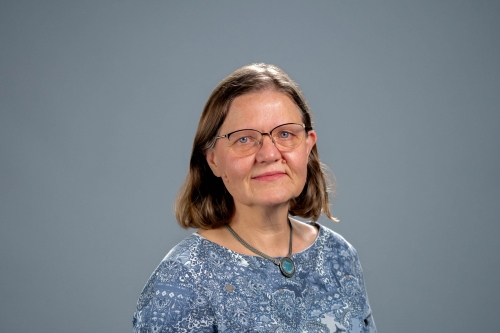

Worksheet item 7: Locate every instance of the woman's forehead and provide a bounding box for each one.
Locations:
[221,91,303,131]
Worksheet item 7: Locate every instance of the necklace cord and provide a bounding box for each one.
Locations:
[224,219,293,266]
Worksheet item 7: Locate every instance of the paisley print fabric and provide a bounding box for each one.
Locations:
[133,223,377,332]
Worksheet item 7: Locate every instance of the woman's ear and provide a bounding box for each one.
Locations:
[305,130,317,154]
[206,150,221,177]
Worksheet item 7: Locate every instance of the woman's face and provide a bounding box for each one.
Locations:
[206,90,317,210]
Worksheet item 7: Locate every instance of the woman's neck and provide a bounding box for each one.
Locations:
[227,203,291,256]
[197,203,319,258]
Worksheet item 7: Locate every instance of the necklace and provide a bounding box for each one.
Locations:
[224,219,295,278]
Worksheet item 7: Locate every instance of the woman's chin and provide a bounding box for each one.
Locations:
[243,193,297,209]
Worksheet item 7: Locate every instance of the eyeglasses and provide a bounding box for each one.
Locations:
[215,123,309,156]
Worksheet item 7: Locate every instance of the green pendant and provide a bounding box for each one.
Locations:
[279,257,295,278]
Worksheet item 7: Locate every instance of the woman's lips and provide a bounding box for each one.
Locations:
[252,171,286,181]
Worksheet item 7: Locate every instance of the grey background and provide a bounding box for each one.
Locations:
[1,1,499,332]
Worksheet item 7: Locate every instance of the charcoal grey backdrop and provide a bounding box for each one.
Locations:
[1,1,499,332]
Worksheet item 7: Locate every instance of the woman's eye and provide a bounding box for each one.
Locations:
[279,131,291,139]
[238,137,249,144]
[235,135,257,144]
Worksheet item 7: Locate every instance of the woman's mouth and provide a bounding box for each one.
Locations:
[252,171,286,181]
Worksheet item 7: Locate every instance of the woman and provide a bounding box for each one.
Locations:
[133,64,377,332]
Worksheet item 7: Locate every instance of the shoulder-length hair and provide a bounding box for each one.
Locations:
[175,63,337,229]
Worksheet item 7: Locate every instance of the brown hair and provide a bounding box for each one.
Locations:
[175,63,337,229]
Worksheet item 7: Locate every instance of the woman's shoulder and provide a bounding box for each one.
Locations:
[161,232,204,263]
[133,234,217,331]
[134,233,212,314]
[138,234,207,292]
[312,222,359,256]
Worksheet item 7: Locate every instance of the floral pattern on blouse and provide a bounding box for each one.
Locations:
[133,223,377,333]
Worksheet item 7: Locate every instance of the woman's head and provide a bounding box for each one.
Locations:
[175,63,336,229]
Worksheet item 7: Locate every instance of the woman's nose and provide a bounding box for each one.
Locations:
[260,133,276,145]
[255,134,281,162]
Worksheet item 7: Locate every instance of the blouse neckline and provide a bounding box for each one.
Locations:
[193,221,324,259]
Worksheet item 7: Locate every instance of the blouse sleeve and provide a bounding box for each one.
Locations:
[133,260,216,333]
[349,245,377,332]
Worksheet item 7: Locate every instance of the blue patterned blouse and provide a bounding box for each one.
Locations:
[133,223,377,333]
